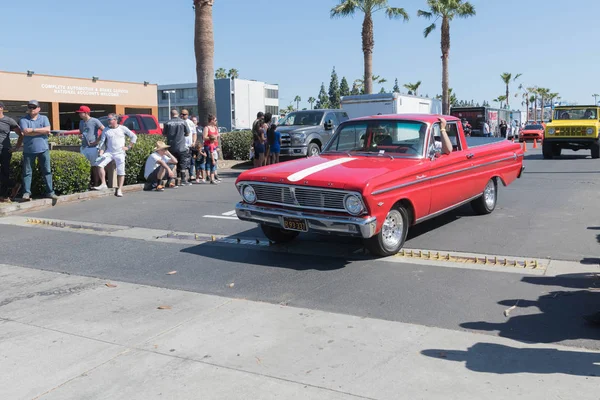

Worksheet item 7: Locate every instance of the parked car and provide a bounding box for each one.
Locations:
[235,114,525,256]
[519,123,545,142]
[276,109,350,157]
[543,106,600,159]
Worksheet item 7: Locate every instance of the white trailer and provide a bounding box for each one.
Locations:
[340,93,442,119]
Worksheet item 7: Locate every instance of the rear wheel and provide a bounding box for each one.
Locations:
[591,141,600,159]
[260,224,299,243]
[542,140,554,159]
[364,206,409,257]
[471,179,497,215]
[307,142,320,157]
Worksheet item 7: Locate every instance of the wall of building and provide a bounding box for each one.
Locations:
[215,79,233,131]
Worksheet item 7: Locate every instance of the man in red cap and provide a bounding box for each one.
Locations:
[77,105,105,187]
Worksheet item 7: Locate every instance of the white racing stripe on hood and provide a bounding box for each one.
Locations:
[287,157,356,182]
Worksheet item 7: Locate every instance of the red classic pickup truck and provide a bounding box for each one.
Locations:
[235,114,525,256]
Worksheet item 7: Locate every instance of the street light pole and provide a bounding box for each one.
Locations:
[164,90,176,119]
[593,94,599,105]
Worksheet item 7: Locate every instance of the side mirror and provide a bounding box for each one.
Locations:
[324,120,334,130]
[429,146,441,160]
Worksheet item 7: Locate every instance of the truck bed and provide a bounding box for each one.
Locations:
[465,137,507,148]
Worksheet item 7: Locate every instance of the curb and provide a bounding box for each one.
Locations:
[0,184,145,217]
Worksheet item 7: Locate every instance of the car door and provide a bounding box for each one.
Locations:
[123,115,142,134]
[141,115,160,135]
[427,122,477,214]
[322,112,340,146]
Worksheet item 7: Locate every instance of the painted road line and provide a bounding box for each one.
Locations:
[203,210,239,220]
[0,215,595,277]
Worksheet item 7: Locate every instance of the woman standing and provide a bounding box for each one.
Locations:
[261,113,272,166]
[202,114,221,182]
[267,122,281,164]
[252,114,265,168]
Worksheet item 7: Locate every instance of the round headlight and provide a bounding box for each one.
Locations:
[548,128,555,135]
[586,128,594,135]
[242,185,257,204]
[344,194,364,215]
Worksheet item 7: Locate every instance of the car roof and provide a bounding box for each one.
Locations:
[351,114,459,123]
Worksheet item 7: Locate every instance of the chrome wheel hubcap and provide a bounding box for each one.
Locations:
[484,180,496,209]
[311,147,319,156]
[381,210,403,250]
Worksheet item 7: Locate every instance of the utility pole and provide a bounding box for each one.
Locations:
[593,94,599,105]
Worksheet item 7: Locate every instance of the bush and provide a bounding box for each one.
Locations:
[10,151,90,196]
[48,135,82,146]
[125,134,164,185]
[221,130,253,160]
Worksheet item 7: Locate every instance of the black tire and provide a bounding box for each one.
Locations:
[471,179,497,215]
[307,142,320,157]
[552,145,562,157]
[364,206,409,257]
[542,141,554,159]
[260,224,299,244]
[591,141,600,159]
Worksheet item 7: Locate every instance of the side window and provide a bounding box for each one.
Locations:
[123,117,140,130]
[324,113,340,126]
[331,123,367,151]
[142,117,158,130]
[446,123,462,151]
[336,112,349,122]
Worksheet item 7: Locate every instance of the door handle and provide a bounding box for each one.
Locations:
[416,174,427,180]
[466,153,474,159]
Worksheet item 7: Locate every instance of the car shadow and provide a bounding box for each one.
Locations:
[179,228,360,271]
[406,204,475,241]
[421,342,600,377]
[459,273,600,345]
[524,153,591,161]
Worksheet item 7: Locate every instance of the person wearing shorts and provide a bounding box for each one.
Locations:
[162,109,191,186]
[204,136,219,184]
[193,141,207,183]
[268,123,281,164]
[76,105,105,187]
[144,141,177,191]
[93,113,137,197]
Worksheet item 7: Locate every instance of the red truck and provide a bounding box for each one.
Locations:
[235,114,525,256]
[57,114,162,136]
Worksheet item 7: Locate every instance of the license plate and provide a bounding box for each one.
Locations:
[283,217,308,232]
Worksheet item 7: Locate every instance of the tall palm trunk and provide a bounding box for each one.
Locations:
[440,16,450,115]
[194,0,217,126]
[533,95,537,122]
[505,84,510,108]
[362,12,374,95]
[525,98,529,120]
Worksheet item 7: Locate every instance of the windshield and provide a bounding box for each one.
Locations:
[323,120,428,157]
[279,111,324,126]
[553,108,598,120]
[524,125,543,130]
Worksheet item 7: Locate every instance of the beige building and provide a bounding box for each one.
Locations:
[0,70,158,130]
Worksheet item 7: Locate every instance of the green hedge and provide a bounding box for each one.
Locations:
[48,135,82,146]
[221,130,253,160]
[9,151,90,196]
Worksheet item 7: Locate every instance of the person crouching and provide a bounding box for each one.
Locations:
[143,141,178,191]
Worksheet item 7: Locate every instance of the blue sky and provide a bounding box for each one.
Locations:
[2,0,600,111]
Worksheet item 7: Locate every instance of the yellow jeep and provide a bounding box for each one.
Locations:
[543,106,600,159]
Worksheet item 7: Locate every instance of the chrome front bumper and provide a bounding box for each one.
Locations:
[279,146,308,156]
[235,203,378,239]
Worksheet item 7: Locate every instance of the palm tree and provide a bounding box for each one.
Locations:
[355,75,387,94]
[215,68,227,79]
[403,81,422,96]
[418,0,476,115]
[500,72,521,108]
[493,95,508,108]
[526,86,538,121]
[537,88,550,121]
[286,104,295,113]
[331,0,408,95]
[294,95,301,111]
[194,0,217,125]
[547,92,560,118]
[308,96,316,109]
[228,68,239,79]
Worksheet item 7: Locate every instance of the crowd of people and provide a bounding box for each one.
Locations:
[251,111,282,168]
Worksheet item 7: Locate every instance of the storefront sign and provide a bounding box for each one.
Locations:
[40,84,129,98]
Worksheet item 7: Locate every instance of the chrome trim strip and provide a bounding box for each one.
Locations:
[415,194,482,224]
[371,154,518,196]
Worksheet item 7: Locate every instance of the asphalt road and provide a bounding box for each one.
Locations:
[1,147,599,351]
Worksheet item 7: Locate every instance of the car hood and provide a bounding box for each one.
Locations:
[521,129,543,133]
[236,154,425,193]
[276,125,322,135]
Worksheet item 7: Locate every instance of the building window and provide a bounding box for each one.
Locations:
[265,88,279,99]
[265,105,279,115]
[161,91,168,100]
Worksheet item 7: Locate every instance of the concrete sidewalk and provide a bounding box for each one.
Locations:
[1,264,598,400]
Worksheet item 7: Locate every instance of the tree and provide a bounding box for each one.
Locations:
[308,96,316,109]
[493,95,508,108]
[418,0,476,114]
[354,75,386,94]
[286,104,295,113]
[526,86,538,121]
[350,83,361,96]
[379,87,386,93]
[500,72,521,108]
[215,68,227,79]
[482,100,490,107]
[340,77,351,97]
[403,81,422,96]
[315,83,329,109]
[331,0,408,95]
[328,67,341,108]
[294,95,302,111]
[228,68,239,79]
[537,87,550,121]
[194,0,217,125]
[393,78,400,93]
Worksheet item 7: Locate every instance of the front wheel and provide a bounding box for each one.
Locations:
[542,140,554,159]
[471,179,497,215]
[591,140,600,159]
[260,224,299,244]
[307,142,320,157]
[364,206,409,257]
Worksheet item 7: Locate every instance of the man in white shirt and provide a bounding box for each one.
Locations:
[144,141,178,191]
[94,113,138,197]
[181,110,196,185]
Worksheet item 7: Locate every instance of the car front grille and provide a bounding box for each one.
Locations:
[249,183,350,212]
[281,133,291,147]
[554,126,590,137]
